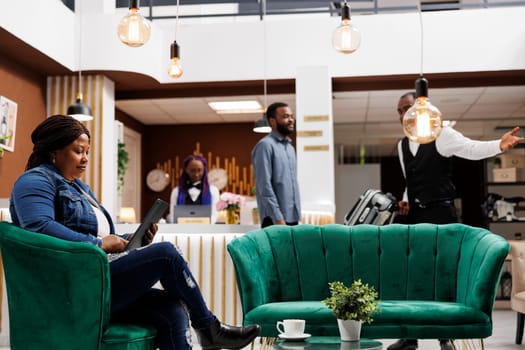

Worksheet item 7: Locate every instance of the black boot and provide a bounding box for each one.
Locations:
[387,339,418,350]
[439,339,453,350]
[196,317,261,350]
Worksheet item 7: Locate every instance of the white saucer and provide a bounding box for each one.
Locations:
[278,333,311,341]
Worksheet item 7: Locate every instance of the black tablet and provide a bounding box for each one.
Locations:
[125,198,169,251]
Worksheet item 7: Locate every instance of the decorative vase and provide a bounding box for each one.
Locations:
[226,208,240,225]
[337,319,361,341]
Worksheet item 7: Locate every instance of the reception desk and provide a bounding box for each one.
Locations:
[115,224,260,326]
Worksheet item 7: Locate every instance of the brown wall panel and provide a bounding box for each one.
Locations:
[0,55,46,198]
[141,123,266,216]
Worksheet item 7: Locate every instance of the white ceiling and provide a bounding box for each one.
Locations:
[116,85,525,157]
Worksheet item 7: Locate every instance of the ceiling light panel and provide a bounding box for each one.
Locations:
[208,100,263,114]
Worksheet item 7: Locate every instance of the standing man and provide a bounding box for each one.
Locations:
[252,102,301,228]
[389,92,523,350]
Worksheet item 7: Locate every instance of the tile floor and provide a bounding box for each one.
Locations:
[0,309,520,349]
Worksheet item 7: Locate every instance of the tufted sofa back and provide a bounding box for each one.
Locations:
[227,223,509,319]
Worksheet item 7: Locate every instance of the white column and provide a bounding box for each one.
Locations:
[295,66,335,219]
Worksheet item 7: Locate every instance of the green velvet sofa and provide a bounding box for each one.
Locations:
[0,222,157,350]
[226,223,509,342]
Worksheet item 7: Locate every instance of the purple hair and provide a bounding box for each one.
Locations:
[177,154,212,205]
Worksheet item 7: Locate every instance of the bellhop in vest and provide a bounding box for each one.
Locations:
[401,137,455,208]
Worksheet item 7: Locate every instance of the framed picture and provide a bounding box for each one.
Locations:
[0,96,17,152]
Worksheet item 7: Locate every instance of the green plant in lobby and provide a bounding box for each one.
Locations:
[117,142,129,194]
[323,279,378,341]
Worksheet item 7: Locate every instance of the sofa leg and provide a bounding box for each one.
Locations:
[450,339,484,350]
[517,312,525,344]
[260,337,277,350]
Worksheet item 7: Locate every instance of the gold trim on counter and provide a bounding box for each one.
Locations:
[198,237,203,288]
[304,145,330,151]
[210,237,215,311]
[221,237,227,322]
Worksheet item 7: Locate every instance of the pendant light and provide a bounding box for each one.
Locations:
[332,0,361,54]
[117,0,151,48]
[168,0,183,78]
[68,3,93,122]
[253,1,270,134]
[253,114,271,133]
[402,3,442,144]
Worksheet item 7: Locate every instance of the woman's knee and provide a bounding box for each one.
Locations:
[150,241,183,257]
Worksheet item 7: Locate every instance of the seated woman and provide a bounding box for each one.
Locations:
[168,154,220,223]
[9,115,260,350]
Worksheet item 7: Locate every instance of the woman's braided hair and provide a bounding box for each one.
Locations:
[26,115,90,170]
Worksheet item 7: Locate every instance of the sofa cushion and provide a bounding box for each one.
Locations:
[246,300,491,339]
[102,323,157,350]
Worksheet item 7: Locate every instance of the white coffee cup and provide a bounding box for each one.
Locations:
[276,319,306,336]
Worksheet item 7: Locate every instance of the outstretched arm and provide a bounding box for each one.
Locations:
[500,127,524,151]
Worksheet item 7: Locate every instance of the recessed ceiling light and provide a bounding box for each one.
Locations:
[208,101,263,114]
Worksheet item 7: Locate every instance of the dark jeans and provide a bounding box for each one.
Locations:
[109,241,214,350]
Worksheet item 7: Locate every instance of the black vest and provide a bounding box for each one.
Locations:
[401,137,456,206]
[184,191,202,205]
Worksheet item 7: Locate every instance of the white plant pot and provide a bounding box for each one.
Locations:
[337,319,362,341]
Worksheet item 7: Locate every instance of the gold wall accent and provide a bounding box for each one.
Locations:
[156,142,255,195]
[296,130,323,137]
[303,115,329,122]
[304,145,330,151]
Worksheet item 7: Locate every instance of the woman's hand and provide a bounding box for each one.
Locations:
[101,235,128,253]
[142,223,158,246]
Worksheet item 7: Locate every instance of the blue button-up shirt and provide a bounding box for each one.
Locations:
[251,131,301,223]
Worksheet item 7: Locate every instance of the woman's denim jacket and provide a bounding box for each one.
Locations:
[10,164,115,247]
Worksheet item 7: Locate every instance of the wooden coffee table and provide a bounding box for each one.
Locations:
[272,336,383,349]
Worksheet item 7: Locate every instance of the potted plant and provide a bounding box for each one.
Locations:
[117,142,129,195]
[0,135,9,159]
[323,279,379,341]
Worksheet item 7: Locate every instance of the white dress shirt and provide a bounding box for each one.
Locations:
[397,126,502,201]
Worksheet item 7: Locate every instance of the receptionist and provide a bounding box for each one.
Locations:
[168,155,219,223]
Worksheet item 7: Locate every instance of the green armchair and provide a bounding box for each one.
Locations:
[0,222,157,350]
[227,223,509,343]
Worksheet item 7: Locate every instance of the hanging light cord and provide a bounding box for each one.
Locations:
[175,0,180,39]
[417,1,424,77]
[78,5,83,97]
[262,0,267,108]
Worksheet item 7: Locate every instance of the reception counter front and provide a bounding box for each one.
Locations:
[115,224,260,326]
